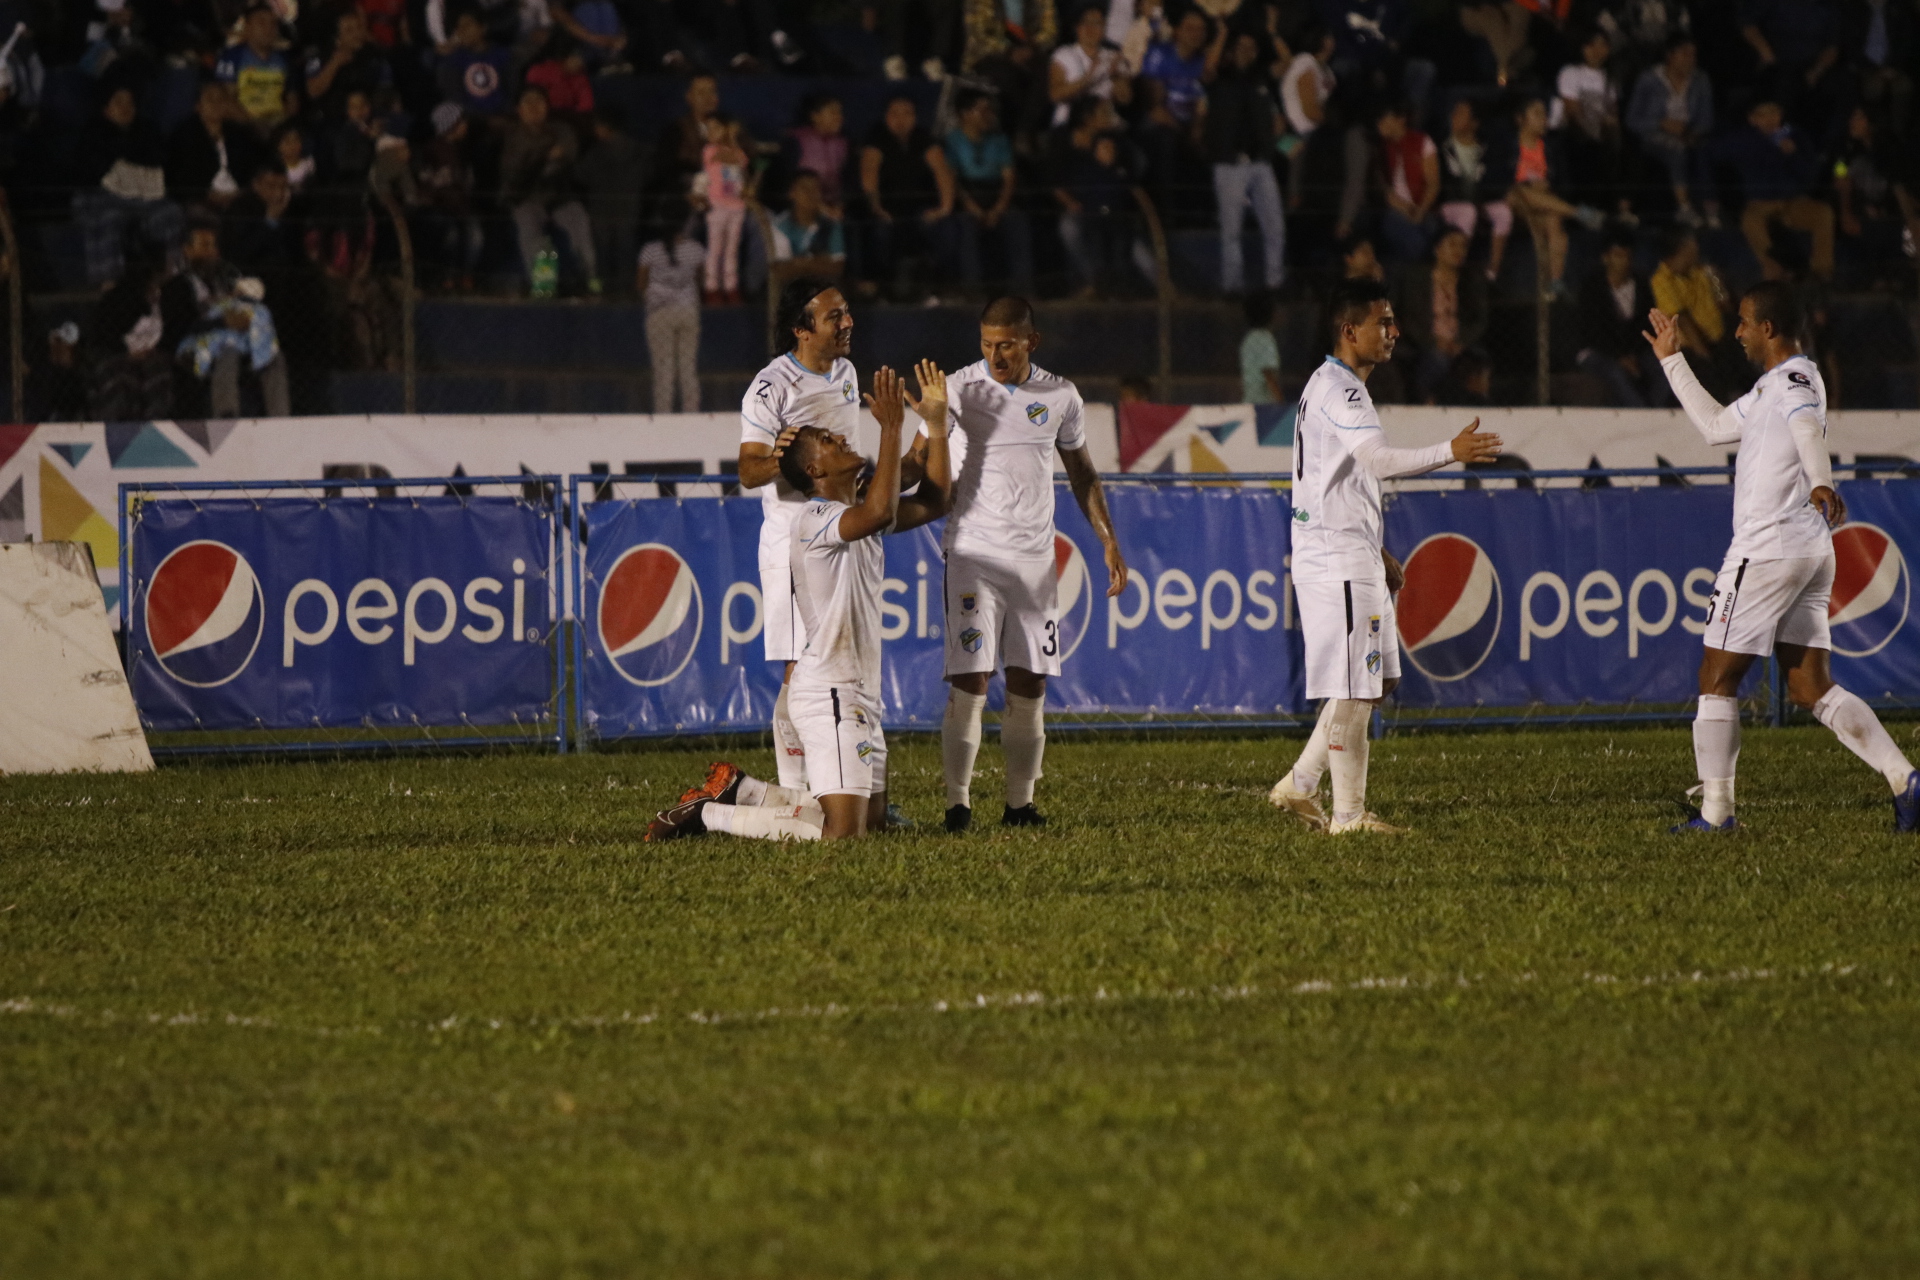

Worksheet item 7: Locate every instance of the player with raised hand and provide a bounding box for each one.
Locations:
[1268,277,1503,834]
[650,363,953,842]
[1646,286,1919,833]
[936,296,1129,833]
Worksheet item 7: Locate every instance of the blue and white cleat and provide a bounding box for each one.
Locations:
[1894,771,1920,834]
[1669,812,1737,835]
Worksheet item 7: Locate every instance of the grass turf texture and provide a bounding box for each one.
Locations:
[4,726,1919,1278]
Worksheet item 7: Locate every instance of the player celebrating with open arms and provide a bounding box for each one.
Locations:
[649,363,952,842]
[1269,277,1503,834]
[938,296,1129,833]
[1646,286,1919,833]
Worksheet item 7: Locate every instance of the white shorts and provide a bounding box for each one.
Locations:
[942,552,1062,678]
[760,560,807,663]
[788,682,888,798]
[1297,577,1400,701]
[1702,553,1833,656]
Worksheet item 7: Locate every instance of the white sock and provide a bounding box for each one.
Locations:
[942,687,987,808]
[1693,694,1741,824]
[1288,700,1336,794]
[1812,685,1916,792]
[702,800,823,840]
[773,683,808,791]
[1327,699,1373,823]
[761,783,806,806]
[1002,690,1046,808]
[734,774,768,806]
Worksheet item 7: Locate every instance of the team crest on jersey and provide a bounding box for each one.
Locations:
[961,592,977,612]
[1366,650,1382,674]
[851,705,869,727]
[842,379,855,401]
[960,626,983,653]
[1026,401,1048,425]
[1369,614,1381,635]
[855,739,874,760]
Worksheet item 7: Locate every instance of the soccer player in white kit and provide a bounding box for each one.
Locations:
[649,364,953,842]
[1267,277,1503,834]
[1646,283,1920,833]
[936,296,1129,833]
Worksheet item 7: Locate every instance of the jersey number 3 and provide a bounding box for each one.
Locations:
[1042,619,1058,657]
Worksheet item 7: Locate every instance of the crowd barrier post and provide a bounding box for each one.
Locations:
[1132,187,1174,403]
[378,194,417,414]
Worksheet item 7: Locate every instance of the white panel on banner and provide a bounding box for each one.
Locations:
[0,541,153,774]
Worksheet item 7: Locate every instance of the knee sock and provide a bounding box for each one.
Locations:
[733,776,806,808]
[701,800,823,841]
[1693,694,1741,824]
[1002,691,1046,808]
[943,687,987,808]
[1327,699,1374,823]
[1288,700,1337,795]
[1812,686,1916,792]
[773,683,808,791]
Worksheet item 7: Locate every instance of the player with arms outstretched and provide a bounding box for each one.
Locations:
[1268,277,1503,834]
[1646,284,1919,832]
[937,296,1129,832]
[650,363,953,842]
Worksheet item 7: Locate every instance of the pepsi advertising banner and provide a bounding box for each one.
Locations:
[129,497,556,732]
[577,486,1303,738]
[1384,480,1917,708]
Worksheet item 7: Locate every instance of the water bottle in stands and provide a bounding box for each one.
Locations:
[531,243,558,299]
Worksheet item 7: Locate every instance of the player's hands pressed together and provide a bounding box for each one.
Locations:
[1643,307,1683,360]
[1811,485,1847,529]
[1449,417,1503,465]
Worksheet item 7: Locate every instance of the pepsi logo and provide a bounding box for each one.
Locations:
[1053,534,1093,662]
[599,543,703,686]
[1829,523,1909,658]
[1397,533,1502,681]
[145,540,265,687]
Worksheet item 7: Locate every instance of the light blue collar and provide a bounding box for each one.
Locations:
[1325,355,1356,373]
[786,352,834,380]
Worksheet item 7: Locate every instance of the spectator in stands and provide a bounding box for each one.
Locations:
[1458,0,1534,91]
[1495,97,1603,298]
[524,33,595,127]
[551,0,628,69]
[215,3,294,131]
[1240,290,1281,403]
[436,10,514,122]
[1370,101,1436,263]
[418,102,483,291]
[162,217,291,417]
[1844,0,1914,136]
[73,83,183,288]
[946,89,1033,294]
[1575,227,1664,406]
[302,7,390,124]
[166,80,259,210]
[30,322,88,423]
[707,0,808,73]
[652,74,720,203]
[223,159,303,272]
[1140,9,1219,128]
[1437,99,1511,283]
[1434,347,1491,406]
[1392,224,1486,398]
[1720,98,1834,281]
[1626,35,1715,228]
[577,108,644,298]
[1833,106,1919,284]
[271,122,315,195]
[1278,24,1334,207]
[502,84,600,295]
[699,112,750,304]
[638,197,704,412]
[859,93,955,301]
[771,169,846,273]
[1339,230,1384,281]
[1739,0,1840,133]
[962,0,1059,143]
[1054,108,1148,296]
[1207,31,1285,294]
[787,92,849,217]
[426,0,551,65]
[1049,3,1130,127]
[1555,26,1630,222]
[85,257,174,421]
[1650,225,1740,393]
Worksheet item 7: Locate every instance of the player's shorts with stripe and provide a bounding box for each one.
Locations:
[787,682,887,798]
[759,559,807,663]
[1296,577,1400,701]
[942,552,1063,679]
[1702,553,1833,656]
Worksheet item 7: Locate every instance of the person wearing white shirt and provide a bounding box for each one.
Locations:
[1646,283,1919,833]
[1269,277,1502,835]
[1049,4,1132,126]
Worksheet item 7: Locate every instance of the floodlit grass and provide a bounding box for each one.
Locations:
[4,726,1919,1277]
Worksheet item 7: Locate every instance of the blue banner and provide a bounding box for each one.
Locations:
[577,486,1302,738]
[128,496,556,732]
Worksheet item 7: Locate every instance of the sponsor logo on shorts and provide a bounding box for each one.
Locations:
[1398,533,1503,682]
[960,626,983,653]
[961,592,977,612]
[1026,402,1049,425]
[855,739,874,760]
[1830,523,1910,658]
[598,543,703,686]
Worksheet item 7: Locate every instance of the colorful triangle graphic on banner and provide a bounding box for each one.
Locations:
[0,424,33,472]
[1189,437,1231,475]
[50,442,93,468]
[1255,402,1295,446]
[1200,419,1243,445]
[105,422,196,469]
[1118,403,1191,470]
[40,457,119,568]
[173,420,239,455]
[0,476,23,542]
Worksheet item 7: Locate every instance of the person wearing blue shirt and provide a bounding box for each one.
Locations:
[215,4,294,128]
[944,90,1033,293]
[1139,10,1219,125]
[771,170,848,270]
[1717,99,1833,280]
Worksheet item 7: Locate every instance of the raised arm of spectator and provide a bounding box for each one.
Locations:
[425,0,450,48]
[991,162,1015,221]
[1202,17,1227,79]
[1414,143,1440,222]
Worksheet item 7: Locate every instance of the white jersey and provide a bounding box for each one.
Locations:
[791,498,885,693]
[741,353,864,561]
[1290,356,1393,584]
[1721,353,1833,562]
[941,360,1087,562]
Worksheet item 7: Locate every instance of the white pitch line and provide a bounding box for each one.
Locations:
[0,964,1866,1043]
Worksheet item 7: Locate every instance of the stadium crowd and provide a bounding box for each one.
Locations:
[0,0,1916,417]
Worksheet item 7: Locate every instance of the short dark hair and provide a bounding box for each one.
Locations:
[980,295,1034,329]
[955,88,995,116]
[1741,280,1803,342]
[1604,225,1636,252]
[1242,289,1276,329]
[777,277,839,352]
[1325,276,1390,352]
[1660,225,1696,260]
[1664,32,1694,55]
[778,427,822,494]
[520,84,549,105]
[1338,231,1376,261]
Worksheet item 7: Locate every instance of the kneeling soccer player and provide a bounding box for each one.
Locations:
[648,363,952,841]
[1646,288,1919,833]
[1267,277,1503,834]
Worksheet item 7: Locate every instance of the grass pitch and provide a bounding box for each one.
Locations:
[4,725,1919,1278]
